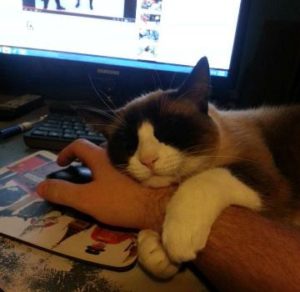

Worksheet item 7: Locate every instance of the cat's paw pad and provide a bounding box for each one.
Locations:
[162,220,209,263]
[138,229,179,279]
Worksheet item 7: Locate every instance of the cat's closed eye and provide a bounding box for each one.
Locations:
[152,115,201,151]
[113,129,138,155]
[153,119,182,146]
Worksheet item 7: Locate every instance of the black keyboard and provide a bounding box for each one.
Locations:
[24,113,106,151]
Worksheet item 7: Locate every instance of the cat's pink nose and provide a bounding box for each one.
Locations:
[140,156,158,169]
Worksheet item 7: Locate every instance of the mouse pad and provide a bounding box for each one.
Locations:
[0,151,137,271]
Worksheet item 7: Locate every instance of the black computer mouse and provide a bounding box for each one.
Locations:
[47,165,93,184]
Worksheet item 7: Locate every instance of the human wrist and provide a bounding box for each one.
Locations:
[140,187,175,232]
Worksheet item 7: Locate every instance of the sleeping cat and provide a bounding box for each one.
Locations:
[80,57,300,278]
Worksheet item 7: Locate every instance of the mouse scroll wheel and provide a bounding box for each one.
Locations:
[71,165,92,177]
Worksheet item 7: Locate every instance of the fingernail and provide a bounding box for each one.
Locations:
[36,182,47,196]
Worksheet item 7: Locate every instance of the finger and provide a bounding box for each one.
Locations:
[57,139,98,165]
[57,139,105,175]
[37,179,87,210]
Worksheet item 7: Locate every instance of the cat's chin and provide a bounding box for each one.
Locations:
[141,175,178,188]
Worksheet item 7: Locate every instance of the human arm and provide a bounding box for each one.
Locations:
[195,206,300,291]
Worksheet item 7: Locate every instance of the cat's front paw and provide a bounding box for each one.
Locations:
[162,218,210,263]
[138,229,179,279]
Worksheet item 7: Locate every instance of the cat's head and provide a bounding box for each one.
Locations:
[81,57,219,187]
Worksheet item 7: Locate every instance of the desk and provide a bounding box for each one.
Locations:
[0,108,208,291]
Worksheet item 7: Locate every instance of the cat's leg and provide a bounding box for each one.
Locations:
[162,167,262,263]
[75,0,80,8]
[90,0,93,10]
[138,229,179,279]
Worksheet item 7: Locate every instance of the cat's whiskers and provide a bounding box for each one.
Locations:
[87,74,127,127]
[88,73,117,112]
[92,108,116,120]
[86,122,120,132]
[197,153,262,165]
[114,115,129,131]
[152,70,163,90]
[78,106,120,126]
[91,108,126,130]
[168,71,178,90]
[181,145,263,166]
[182,145,217,155]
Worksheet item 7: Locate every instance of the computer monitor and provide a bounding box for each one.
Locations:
[0,0,249,107]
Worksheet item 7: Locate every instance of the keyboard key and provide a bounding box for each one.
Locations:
[32,130,48,136]
[63,133,78,139]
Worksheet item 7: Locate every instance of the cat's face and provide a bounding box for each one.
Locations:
[106,90,218,187]
[80,57,219,187]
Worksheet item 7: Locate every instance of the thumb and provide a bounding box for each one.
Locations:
[36,179,86,210]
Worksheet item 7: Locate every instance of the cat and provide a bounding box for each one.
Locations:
[79,56,300,279]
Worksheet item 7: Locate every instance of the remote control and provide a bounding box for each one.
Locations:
[0,94,43,119]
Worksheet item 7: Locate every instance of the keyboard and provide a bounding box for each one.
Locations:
[24,112,106,151]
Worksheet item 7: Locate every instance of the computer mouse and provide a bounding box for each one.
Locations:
[47,165,93,184]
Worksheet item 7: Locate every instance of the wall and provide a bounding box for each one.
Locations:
[238,0,300,85]
[234,0,300,107]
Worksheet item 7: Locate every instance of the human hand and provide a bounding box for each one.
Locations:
[36,139,175,231]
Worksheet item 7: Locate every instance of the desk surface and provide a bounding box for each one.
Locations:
[0,108,208,292]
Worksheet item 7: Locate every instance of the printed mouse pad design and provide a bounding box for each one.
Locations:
[0,151,137,271]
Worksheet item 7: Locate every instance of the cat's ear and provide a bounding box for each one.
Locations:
[175,56,211,113]
[73,106,117,138]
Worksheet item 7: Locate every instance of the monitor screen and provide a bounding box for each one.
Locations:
[0,0,247,105]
